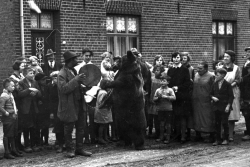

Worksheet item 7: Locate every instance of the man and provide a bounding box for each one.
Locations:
[57,50,92,158]
[167,52,191,143]
[74,48,96,144]
[42,49,63,76]
[240,63,250,141]
[193,61,215,142]
[74,48,93,74]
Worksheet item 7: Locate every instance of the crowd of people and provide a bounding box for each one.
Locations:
[0,47,250,161]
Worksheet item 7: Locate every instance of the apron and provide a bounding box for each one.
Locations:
[224,64,241,121]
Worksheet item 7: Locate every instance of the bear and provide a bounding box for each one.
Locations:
[104,50,146,150]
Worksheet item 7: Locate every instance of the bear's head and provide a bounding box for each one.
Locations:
[121,50,140,74]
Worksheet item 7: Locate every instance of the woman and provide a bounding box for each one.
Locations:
[151,55,168,76]
[223,50,241,142]
[181,52,194,81]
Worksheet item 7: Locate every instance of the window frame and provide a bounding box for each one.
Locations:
[212,20,236,60]
[30,11,53,30]
[106,15,140,56]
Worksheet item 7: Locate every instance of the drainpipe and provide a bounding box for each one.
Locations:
[20,0,25,58]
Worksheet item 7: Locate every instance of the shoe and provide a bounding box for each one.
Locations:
[212,141,221,146]
[23,147,33,153]
[164,140,170,144]
[32,146,40,152]
[111,137,118,142]
[75,149,92,157]
[66,151,75,158]
[135,145,146,150]
[56,147,63,153]
[11,151,23,157]
[229,137,234,142]
[180,138,186,144]
[242,135,250,141]
[221,140,228,145]
[98,138,107,145]
[4,153,15,159]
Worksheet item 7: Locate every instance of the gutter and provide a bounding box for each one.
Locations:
[20,0,25,57]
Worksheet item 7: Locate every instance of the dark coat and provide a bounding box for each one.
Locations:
[210,80,234,112]
[48,83,59,116]
[57,66,81,123]
[240,74,250,101]
[18,78,41,114]
[42,61,63,76]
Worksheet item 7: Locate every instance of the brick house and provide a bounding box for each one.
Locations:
[0,0,250,89]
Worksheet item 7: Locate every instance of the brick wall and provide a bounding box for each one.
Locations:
[58,0,107,64]
[138,0,250,70]
[0,0,19,91]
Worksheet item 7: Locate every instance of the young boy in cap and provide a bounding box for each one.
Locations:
[211,68,234,146]
[35,72,51,149]
[240,63,250,141]
[0,78,23,159]
[18,67,41,153]
[48,71,65,153]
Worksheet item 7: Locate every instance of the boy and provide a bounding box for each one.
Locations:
[0,78,23,159]
[35,73,51,149]
[211,68,234,146]
[48,71,65,153]
[18,67,41,153]
[154,76,176,144]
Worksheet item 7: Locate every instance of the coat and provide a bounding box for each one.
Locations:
[210,80,234,112]
[57,65,81,123]
[42,61,63,76]
[18,78,41,114]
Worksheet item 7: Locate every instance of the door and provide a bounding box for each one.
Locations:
[31,30,56,66]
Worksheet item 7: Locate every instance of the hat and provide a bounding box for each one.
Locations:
[245,63,250,69]
[245,47,250,52]
[131,48,139,55]
[50,71,59,78]
[35,72,49,81]
[46,49,56,56]
[29,56,38,61]
[63,51,78,61]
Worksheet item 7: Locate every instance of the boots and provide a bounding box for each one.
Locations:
[15,136,23,155]
[3,137,15,159]
[98,125,107,145]
[10,137,23,157]
[164,125,171,144]
[23,129,32,153]
[156,125,165,142]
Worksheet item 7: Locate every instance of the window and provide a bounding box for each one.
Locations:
[107,16,139,56]
[212,21,236,60]
[30,11,53,29]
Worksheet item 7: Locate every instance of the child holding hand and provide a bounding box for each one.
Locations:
[154,76,176,144]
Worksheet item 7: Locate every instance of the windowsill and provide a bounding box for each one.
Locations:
[30,28,53,31]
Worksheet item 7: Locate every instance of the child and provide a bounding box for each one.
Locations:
[29,56,43,75]
[18,67,41,153]
[211,68,234,146]
[0,78,23,159]
[148,65,165,139]
[100,51,114,81]
[48,71,65,153]
[154,76,176,144]
[94,79,113,145]
[35,73,51,150]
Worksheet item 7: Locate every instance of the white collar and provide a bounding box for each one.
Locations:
[173,63,182,68]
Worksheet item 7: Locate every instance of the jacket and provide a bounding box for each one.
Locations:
[18,78,41,114]
[57,65,81,123]
[210,80,234,112]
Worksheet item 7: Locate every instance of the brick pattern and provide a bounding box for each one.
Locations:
[106,1,143,15]
[35,0,62,10]
[212,9,238,21]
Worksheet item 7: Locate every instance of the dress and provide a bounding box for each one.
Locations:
[192,71,215,132]
[148,75,162,115]
[94,89,113,124]
[224,64,241,121]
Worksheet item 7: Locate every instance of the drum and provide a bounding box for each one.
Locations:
[79,64,101,87]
